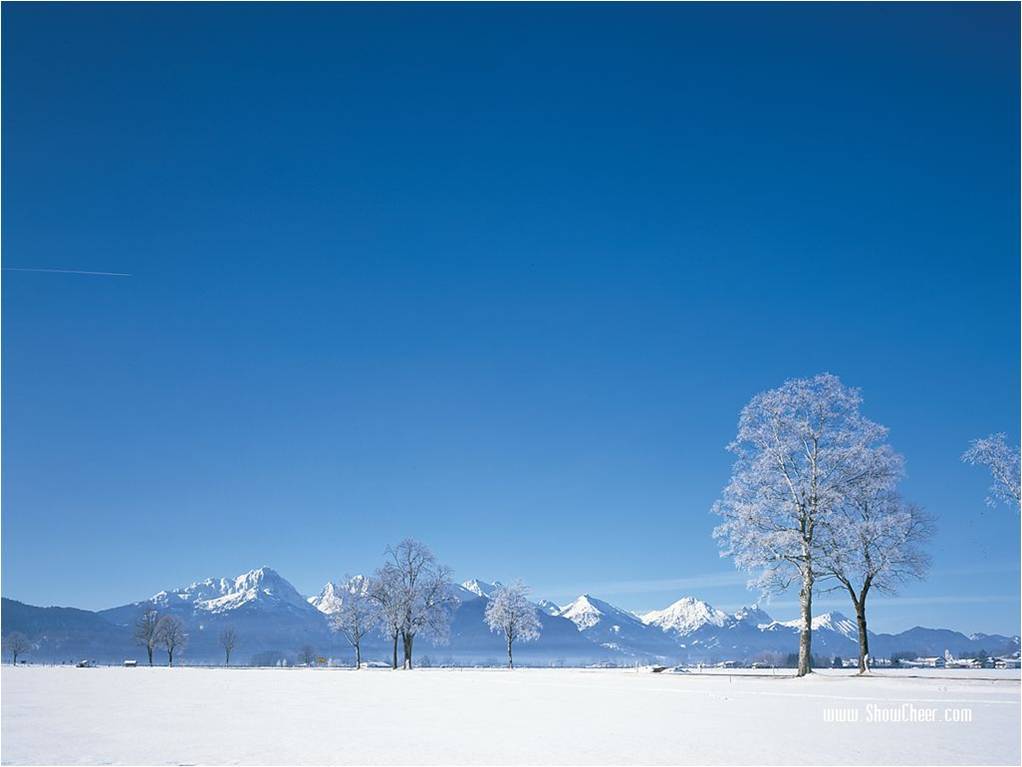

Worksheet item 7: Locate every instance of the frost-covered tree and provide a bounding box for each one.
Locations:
[298,645,317,667]
[484,582,542,668]
[712,373,896,677]
[385,539,455,669]
[3,632,31,665]
[154,615,187,666]
[219,627,238,666]
[329,575,379,669]
[133,607,160,666]
[962,433,1020,512]
[368,565,405,669]
[818,475,933,673]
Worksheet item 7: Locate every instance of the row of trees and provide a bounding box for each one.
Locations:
[713,372,1019,677]
[134,610,238,666]
[328,539,455,670]
[328,540,542,669]
[133,610,190,665]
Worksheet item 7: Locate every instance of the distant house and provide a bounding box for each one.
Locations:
[123,660,137,667]
[994,658,1021,669]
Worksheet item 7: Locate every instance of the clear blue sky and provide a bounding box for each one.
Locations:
[2,4,1019,635]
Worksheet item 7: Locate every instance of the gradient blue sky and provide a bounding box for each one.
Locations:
[2,4,1019,634]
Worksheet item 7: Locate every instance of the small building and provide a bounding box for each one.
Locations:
[123,660,138,667]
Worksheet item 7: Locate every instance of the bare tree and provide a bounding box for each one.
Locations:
[298,645,317,667]
[155,615,187,666]
[713,374,899,677]
[3,632,31,665]
[368,565,405,669]
[329,575,379,669]
[484,582,542,668]
[385,539,455,669]
[219,627,238,666]
[819,482,934,673]
[962,433,1020,512]
[134,607,160,666]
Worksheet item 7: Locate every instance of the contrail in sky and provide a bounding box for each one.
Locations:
[2,267,132,277]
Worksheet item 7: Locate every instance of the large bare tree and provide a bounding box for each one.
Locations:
[385,539,455,669]
[134,607,160,666]
[3,632,31,665]
[219,627,238,666]
[155,615,187,666]
[962,433,1020,512]
[819,481,933,673]
[484,582,541,668]
[713,374,897,677]
[329,575,379,669]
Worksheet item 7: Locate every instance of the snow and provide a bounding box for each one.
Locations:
[308,581,345,614]
[2,667,1018,765]
[559,594,611,630]
[772,611,859,638]
[151,567,311,615]
[460,579,501,598]
[641,596,731,635]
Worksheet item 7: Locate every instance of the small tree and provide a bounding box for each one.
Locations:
[134,608,160,666]
[484,582,542,669]
[368,565,405,669]
[155,615,187,666]
[819,484,933,674]
[962,433,1021,512]
[3,632,31,665]
[329,575,379,669]
[298,645,317,666]
[219,627,238,666]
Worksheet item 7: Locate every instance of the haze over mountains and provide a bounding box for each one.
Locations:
[2,567,1017,665]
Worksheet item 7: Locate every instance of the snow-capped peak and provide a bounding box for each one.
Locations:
[150,566,312,614]
[559,595,608,630]
[641,596,731,636]
[559,594,641,632]
[536,599,561,615]
[733,605,772,627]
[769,611,858,639]
[461,579,502,598]
[308,575,369,615]
[308,582,344,614]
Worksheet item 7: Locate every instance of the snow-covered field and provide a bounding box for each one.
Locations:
[2,667,1019,765]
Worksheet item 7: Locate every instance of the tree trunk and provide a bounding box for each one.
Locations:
[168,650,174,667]
[507,637,513,669]
[355,643,361,670]
[404,634,414,670]
[147,646,153,666]
[855,596,870,674]
[391,633,398,669]
[797,569,813,677]
[225,650,230,667]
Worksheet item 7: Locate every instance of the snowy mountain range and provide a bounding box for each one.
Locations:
[3,566,1018,665]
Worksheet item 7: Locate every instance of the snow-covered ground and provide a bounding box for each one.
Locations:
[2,667,1019,765]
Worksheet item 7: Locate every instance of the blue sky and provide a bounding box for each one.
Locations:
[2,4,1019,635]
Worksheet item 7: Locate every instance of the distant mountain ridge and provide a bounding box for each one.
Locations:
[3,567,1018,665]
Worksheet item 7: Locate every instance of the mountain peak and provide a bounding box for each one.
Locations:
[559,594,639,631]
[641,596,731,635]
[734,605,772,626]
[461,579,502,598]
